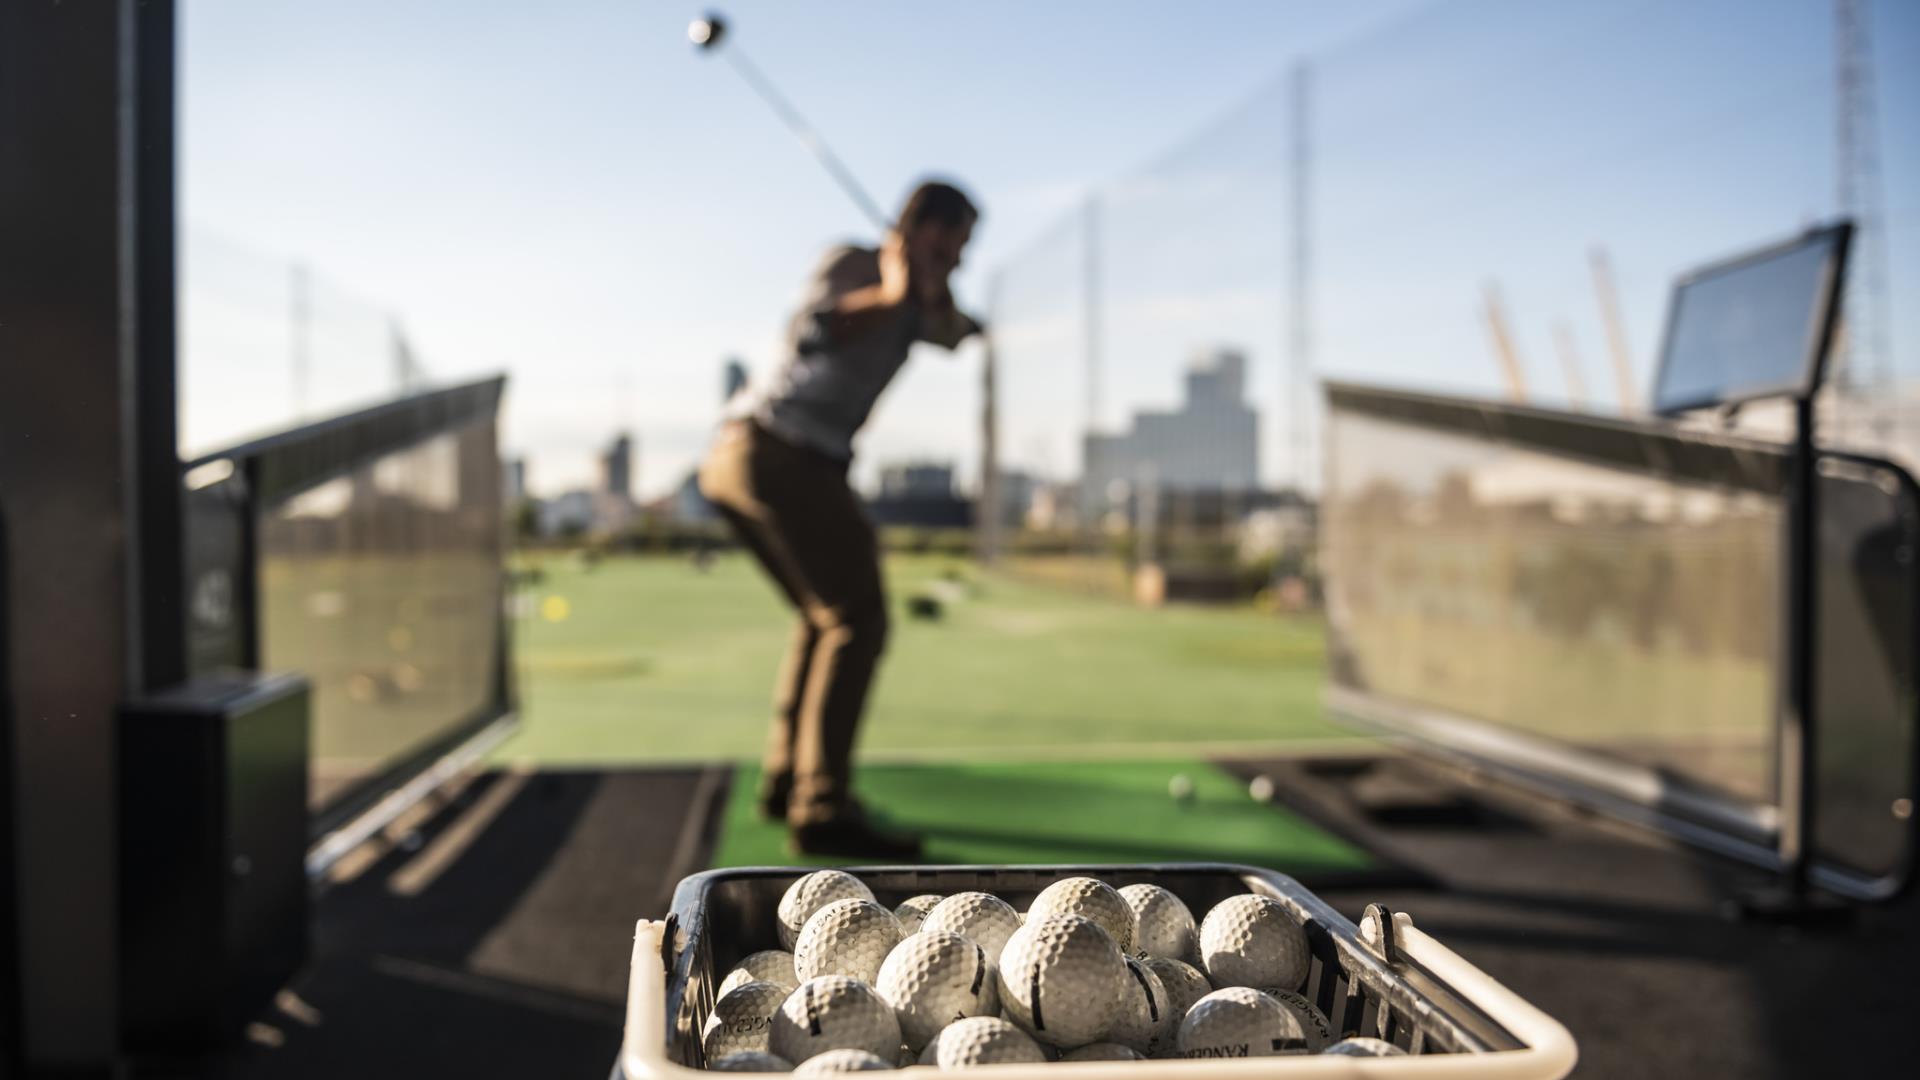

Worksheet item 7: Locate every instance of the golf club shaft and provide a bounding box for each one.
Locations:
[720,47,890,230]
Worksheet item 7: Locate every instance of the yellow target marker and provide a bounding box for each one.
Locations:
[541,595,572,622]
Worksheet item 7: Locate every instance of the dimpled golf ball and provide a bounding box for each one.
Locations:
[931,1016,1047,1067]
[1117,884,1197,962]
[874,931,1000,1050]
[1322,1036,1407,1057]
[920,892,1023,961]
[997,914,1127,1048]
[1029,878,1136,954]
[915,1040,940,1067]
[1061,1043,1143,1062]
[791,1049,893,1074]
[893,894,943,935]
[705,980,788,1059]
[1141,957,1212,1028]
[778,871,876,950]
[769,976,903,1064]
[1107,957,1173,1057]
[795,899,903,984]
[1176,987,1314,1058]
[1257,988,1333,1051]
[1198,895,1309,992]
[710,1050,794,1072]
[723,950,801,997]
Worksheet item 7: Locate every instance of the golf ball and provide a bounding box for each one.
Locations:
[710,1051,794,1072]
[1257,988,1333,1051]
[920,892,1023,961]
[1117,884,1196,962]
[1029,878,1136,954]
[931,1016,1047,1067]
[794,899,903,985]
[915,1040,940,1066]
[778,871,875,951]
[892,894,943,935]
[1168,774,1195,803]
[1106,957,1173,1057]
[722,950,801,997]
[1176,987,1315,1058]
[769,976,902,1065]
[1198,895,1309,992]
[791,1049,893,1074]
[875,930,999,1050]
[1141,957,1212,1028]
[997,914,1127,1048]
[705,980,788,1060]
[1322,1036,1407,1057]
[1248,774,1277,803]
[1060,1043,1143,1062]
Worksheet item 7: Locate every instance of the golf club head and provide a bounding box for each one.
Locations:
[689,12,728,51]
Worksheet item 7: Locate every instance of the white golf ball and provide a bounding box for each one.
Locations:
[795,899,903,985]
[915,1040,940,1067]
[723,950,801,997]
[931,1016,1047,1067]
[1060,1043,1143,1062]
[1198,895,1309,992]
[1107,957,1173,1057]
[711,1051,794,1072]
[1141,957,1212,1029]
[893,894,943,935]
[1323,1036,1407,1057]
[791,1049,893,1074]
[875,931,1000,1050]
[997,914,1127,1048]
[1257,988,1333,1051]
[705,980,788,1059]
[1248,774,1277,803]
[1029,878,1136,954]
[769,976,902,1065]
[1168,774,1195,803]
[920,892,1022,960]
[1176,987,1315,1058]
[1117,884,1197,962]
[778,871,876,950]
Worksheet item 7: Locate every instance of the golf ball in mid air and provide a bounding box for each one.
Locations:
[874,930,1000,1051]
[1117,883,1197,962]
[720,950,800,997]
[768,976,902,1064]
[930,1016,1047,1067]
[793,899,902,984]
[997,914,1128,1048]
[1248,774,1277,803]
[1176,987,1315,1058]
[778,870,875,950]
[920,891,1023,960]
[1029,877,1136,954]
[1198,894,1310,992]
[703,980,787,1059]
[1168,774,1195,804]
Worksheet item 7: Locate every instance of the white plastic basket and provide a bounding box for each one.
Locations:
[615,864,1575,1079]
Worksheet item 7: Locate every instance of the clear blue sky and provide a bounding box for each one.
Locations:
[180,0,1917,496]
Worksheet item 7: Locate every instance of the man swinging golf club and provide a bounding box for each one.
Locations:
[699,179,981,857]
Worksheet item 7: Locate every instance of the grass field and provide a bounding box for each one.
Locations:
[496,552,1342,767]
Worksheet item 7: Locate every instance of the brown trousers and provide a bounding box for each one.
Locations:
[697,421,888,825]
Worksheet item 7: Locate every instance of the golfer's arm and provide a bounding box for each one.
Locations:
[821,284,912,345]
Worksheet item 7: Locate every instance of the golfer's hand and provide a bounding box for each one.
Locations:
[878,231,914,307]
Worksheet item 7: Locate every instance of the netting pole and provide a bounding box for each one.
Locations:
[978,273,1003,566]
[1287,61,1312,496]
[1082,192,1104,547]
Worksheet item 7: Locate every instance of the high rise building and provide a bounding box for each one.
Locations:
[600,433,634,499]
[1082,347,1259,508]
